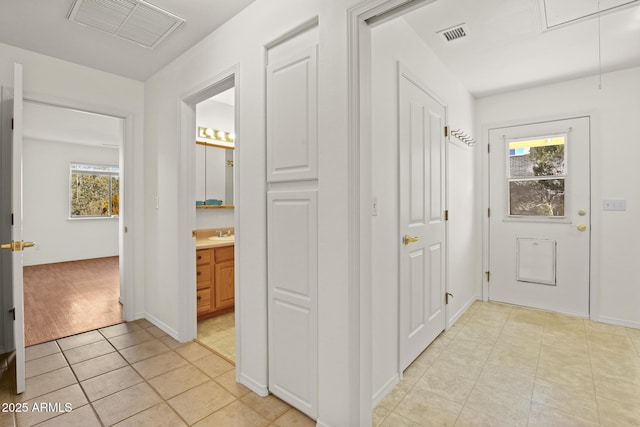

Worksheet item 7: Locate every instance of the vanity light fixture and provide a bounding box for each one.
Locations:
[198,126,235,143]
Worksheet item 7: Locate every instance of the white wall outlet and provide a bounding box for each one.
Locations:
[603,199,626,211]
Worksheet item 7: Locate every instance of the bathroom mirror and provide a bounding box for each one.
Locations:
[195,141,234,208]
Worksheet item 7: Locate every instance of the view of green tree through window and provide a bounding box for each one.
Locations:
[70,163,119,218]
[507,136,566,217]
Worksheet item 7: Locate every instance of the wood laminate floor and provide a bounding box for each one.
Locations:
[23,256,122,347]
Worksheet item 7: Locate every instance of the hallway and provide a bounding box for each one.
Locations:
[374,301,640,426]
[3,319,313,426]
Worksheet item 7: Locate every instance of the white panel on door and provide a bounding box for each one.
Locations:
[409,249,425,335]
[429,113,443,221]
[267,190,317,418]
[429,244,442,319]
[266,46,317,182]
[410,102,425,223]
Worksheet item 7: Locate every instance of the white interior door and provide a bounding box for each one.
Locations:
[266,44,318,418]
[399,67,446,372]
[488,117,590,316]
[1,64,27,394]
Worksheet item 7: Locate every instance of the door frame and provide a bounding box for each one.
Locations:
[0,89,136,323]
[347,0,441,424]
[19,94,136,322]
[177,65,241,367]
[482,112,599,320]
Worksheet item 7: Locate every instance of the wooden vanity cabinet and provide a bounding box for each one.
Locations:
[196,245,234,318]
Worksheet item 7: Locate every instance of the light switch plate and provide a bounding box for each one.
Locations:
[603,199,626,211]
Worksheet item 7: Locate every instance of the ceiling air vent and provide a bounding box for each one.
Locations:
[67,0,185,49]
[437,23,468,42]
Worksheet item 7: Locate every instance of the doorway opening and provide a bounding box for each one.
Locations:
[194,85,237,364]
[22,101,124,346]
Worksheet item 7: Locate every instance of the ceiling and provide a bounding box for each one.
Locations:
[1,0,638,95]
[0,0,255,81]
[403,0,640,97]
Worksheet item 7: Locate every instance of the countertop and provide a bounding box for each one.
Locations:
[196,238,234,250]
[195,227,235,250]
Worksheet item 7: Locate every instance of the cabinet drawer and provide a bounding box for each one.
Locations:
[196,264,211,284]
[196,249,211,265]
[214,246,234,262]
[197,288,211,314]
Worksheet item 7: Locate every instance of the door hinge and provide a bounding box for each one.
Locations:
[192,230,197,238]
[11,213,14,226]
[486,271,491,282]
[487,143,490,153]
[444,126,449,137]
[9,308,15,321]
[11,118,14,130]
[445,292,453,304]
[488,208,491,217]
[445,210,449,221]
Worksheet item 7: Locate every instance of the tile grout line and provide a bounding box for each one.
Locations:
[40,339,105,427]
[97,324,192,427]
[584,318,603,426]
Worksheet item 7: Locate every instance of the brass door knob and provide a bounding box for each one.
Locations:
[403,235,420,245]
[577,224,588,232]
[1,241,35,251]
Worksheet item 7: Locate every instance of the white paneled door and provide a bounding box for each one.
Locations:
[266,43,318,419]
[398,66,447,372]
[1,64,27,394]
[488,117,590,316]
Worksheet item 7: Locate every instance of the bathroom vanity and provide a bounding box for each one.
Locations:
[195,229,234,318]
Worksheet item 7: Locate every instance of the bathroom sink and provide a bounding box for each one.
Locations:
[208,236,235,241]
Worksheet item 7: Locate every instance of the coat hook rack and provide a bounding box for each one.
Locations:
[450,128,475,147]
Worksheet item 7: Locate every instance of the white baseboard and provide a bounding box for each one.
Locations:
[372,373,400,407]
[447,295,477,328]
[238,372,269,397]
[141,312,180,341]
[598,315,640,330]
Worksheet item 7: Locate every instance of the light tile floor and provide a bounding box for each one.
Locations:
[197,311,235,363]
[0,318,314,426]
[374,301,640,426]
[2,301,640,426]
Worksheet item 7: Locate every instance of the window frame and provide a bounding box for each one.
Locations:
[68,162,120,220]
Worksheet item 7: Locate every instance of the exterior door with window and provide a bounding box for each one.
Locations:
[489,117,590,316]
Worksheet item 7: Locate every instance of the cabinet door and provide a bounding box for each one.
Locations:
[214,260,234,310]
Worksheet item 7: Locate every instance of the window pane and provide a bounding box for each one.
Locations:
[71,174,110,217]
[111,176,120,216]
[509,136,565,177]
[509,179,565,216]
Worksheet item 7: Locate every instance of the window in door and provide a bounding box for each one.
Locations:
[507,135,566,217]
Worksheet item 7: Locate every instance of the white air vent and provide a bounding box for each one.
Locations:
[68,0,185,49]
[437,23,468,42]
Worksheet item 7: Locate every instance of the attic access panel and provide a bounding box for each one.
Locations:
[542,0,640,28]
[68,0,185,49]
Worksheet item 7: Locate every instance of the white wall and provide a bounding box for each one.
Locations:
[0,42,145,319]
[476,66,640,328]
[143,1,359,424]
[370,18,480,403]
[22,139,119,266]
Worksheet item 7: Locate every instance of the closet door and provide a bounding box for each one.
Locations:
[266,45,318,418]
